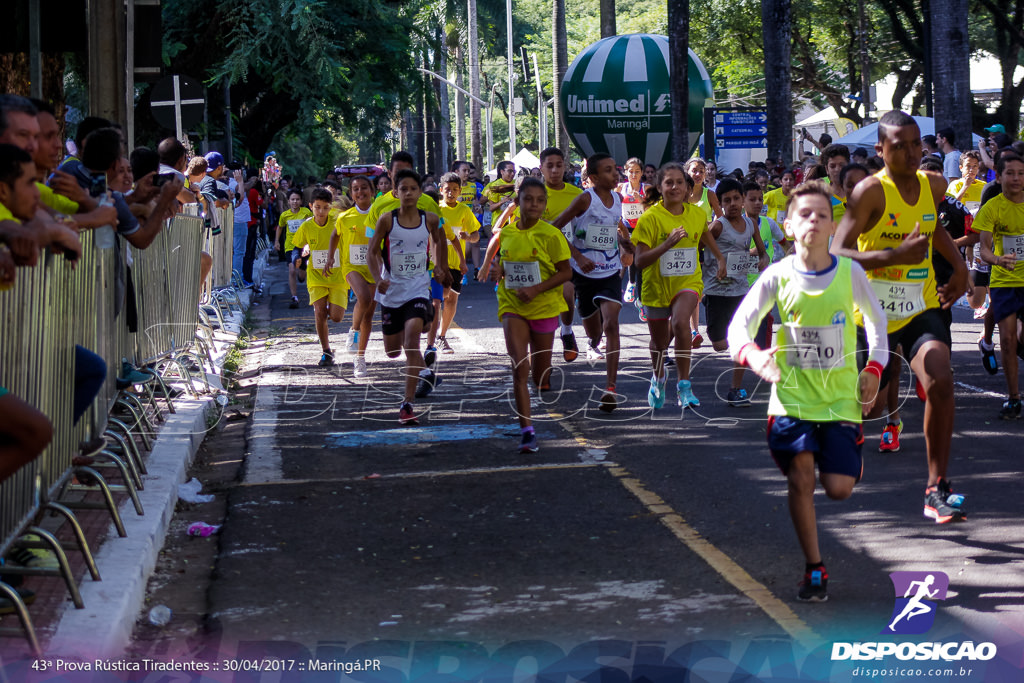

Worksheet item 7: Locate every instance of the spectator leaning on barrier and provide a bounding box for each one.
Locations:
[157,137,199,208]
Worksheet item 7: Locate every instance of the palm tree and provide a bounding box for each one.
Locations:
[468,0,483,170]
[552,0,569,154]
[762,0,792,164]
[930,0,972,149]
[667,0,689,161]
[451,31,467,161]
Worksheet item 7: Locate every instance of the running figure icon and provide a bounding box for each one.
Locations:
[888,574,939,631]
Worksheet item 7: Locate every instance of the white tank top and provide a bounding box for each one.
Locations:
[570,188,622,279]
[377,210,432,307]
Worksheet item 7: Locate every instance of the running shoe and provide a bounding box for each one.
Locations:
[999,396,1022,420]
[438,337,454,354]
[561,331,579,362]
[979,338,999,375]
[424,346,438,368]
[623,280,637,303]
[726,387,751,407]
[353,356,368,378]
[318,350,335,367]
[519,431,539,453]
[691,330,703,349]
[664,354,675,367]
[289,296,299,309]
[940,478,966,510]
[879,421,902,452]
[415,368,439,398]
[8,534,59,569]
[638,306,648,322]
[461,273,469,286]
[973,305,988,320]
[924,479,965,523]
[648,375,668,409]
[586,342,605,366]
[677,379,700,408]
[914,378,926,402]
[346,331,359,353]
[599,386,618,413]
[399,402,419,425]
[797,566,829,602]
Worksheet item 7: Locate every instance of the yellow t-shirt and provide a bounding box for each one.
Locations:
[484,181,515,226]
[632,202,709,307]
[438,201,481,270]
[856,170,940,332]
[0,203,17,223]
[972,193,1024,288]
[279,207,313,252]
[367,192,440,234]
[946,178,986,213]
[543,182,583,223]
[37,182,79,215]
[291,217,346,290]
[762,188,789,224]
[831,193,847,224]
[336,205,373,282]
[496,219,570,320]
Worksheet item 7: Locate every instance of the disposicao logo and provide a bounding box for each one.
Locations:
[884,571,948,635]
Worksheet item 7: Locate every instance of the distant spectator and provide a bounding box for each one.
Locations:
[936,127,960,180]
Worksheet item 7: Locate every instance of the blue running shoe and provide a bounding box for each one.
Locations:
[677,380,700,408]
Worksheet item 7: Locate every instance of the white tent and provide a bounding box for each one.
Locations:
[487,148,542,179]
[832,116,983,148]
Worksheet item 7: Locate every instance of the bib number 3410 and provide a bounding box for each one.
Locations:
[870,279,924,321]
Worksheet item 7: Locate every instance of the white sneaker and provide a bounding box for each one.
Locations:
[346,331,358,352]
[353,356,368,378]
[586,343,605,366]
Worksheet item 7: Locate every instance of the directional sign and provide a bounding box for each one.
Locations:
[150,74,205,140]
[715,136,768,149]
[714,111,767,125]
[715,124,768,137]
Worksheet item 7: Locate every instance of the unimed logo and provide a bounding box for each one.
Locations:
[883,571,948,635]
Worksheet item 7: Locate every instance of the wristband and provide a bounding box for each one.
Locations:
[737,342,760,367]
[863,360,884,380]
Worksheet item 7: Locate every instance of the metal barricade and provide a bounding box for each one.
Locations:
[208,206,234,289]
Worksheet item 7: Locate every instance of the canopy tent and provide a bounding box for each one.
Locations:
[832,116,983,148]
[486,148,542,179]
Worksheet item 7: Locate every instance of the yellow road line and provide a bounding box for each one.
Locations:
[237,461,606,487]
[548,409,820,647]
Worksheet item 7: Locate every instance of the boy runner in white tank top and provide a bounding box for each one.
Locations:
[552,154,633,411]
[367,169,451,425]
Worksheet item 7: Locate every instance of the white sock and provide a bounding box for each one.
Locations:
[560,323,573,336]
[980,337,994,350]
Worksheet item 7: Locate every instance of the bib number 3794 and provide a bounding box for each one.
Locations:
[392,252,426,276]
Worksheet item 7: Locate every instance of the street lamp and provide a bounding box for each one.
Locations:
[417,67,496,173]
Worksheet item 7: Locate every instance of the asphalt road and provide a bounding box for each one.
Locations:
[134,261,1024,682]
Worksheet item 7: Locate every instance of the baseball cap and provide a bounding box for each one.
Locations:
[984,124,1006,134]
[204,151,224,171]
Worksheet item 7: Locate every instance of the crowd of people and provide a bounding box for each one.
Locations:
[261,112,1024,604]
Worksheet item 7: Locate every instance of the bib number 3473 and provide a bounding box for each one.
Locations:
[659,247,697,277]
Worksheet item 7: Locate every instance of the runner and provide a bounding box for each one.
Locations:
[291,188,347,367]
[946,151,989,320]
[328,176,376,378]
[684,158,722,350]
[821,144,852,223]
[367,169,451,425]
[276,189,313,308]
[728,180,888,603]
[831,110,970,524]
[618,157,648,305]
[495,176,572,452]
[551,153,633,411]
[633,163,726,410]
[701,178,770,407]
[973,152,1024,418]
[762,169,795,228]
[437,171,481,353]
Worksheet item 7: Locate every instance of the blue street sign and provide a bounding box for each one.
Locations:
[715,136,767,149]
[714,111,767,125]
[715,124,769,137]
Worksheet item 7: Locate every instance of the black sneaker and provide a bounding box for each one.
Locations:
[561,331,578,362]
[289,296,300,309]
[924,479,965,523]
[424,346,438,368]
[318,350,335,367]
[726,387,751,407]
[415,369,439,398]
[1000,397,1022,420]
[519,431,539,453]
[979,338,998,375]
[797,566,828,602]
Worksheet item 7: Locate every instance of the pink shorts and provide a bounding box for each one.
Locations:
[501,313,560,334]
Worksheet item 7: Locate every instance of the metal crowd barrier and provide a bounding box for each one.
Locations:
[0,207,227,653]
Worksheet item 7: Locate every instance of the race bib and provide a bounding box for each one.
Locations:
[776,210,786,224]
[965,201,981,216]
[870,279,925,321]
[391,252,427,277]
[783,324,845,370]
[561,224,574,242]
[1001,234,1024,261]
[583,223,618,250]
[310,249,340,269]
[621,203,644,222]
[349,244,368,266]
[659,247,697,277]
[287,219,303,234]
[504,260,542,289]
[726,251,760,277]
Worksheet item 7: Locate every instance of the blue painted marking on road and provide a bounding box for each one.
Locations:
[324,423,521,448]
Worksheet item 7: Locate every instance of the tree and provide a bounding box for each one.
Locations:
[469,0,483,169]
[600,0,616,38]
[762,0,792,164]
[930,0,972,146]
[668,0,689,162]
[972,0,1024,135]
